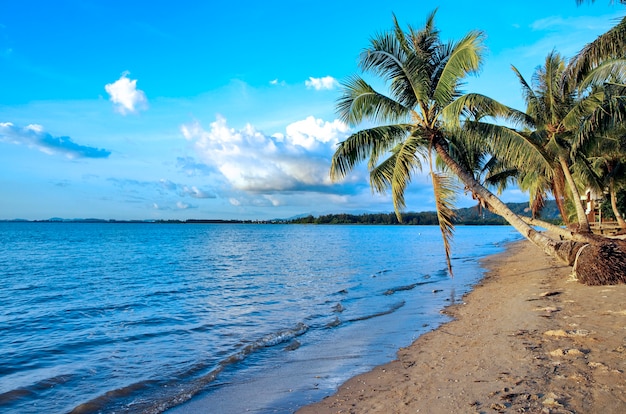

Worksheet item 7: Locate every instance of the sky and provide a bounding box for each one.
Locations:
[1,0,624,221]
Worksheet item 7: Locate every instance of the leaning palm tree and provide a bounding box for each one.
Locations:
[330,12,589,272]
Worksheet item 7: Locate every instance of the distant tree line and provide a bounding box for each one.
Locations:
[286,201,562,226]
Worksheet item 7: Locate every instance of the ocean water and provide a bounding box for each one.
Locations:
[0,223,521,413]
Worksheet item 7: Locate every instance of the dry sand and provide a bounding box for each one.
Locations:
[297,240,626,413]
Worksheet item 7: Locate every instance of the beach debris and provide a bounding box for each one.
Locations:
[534,306,560,313]
[539,291,562,297]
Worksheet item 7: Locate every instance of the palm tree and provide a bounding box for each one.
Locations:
[582,126,626,230]
[510,52,593,232]
[330,12,586,272]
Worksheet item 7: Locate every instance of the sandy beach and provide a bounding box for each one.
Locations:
[298,240,626,413]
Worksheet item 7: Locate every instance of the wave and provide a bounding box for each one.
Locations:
[382,279,437,295]
[67,322,310,414]
[346,300,406,323]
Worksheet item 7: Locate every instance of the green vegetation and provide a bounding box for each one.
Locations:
[288,201,561,225]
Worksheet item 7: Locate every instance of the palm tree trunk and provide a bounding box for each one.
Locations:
[609,178,626,231]
[518,216,591,242]
[433,142,585,265]
[551,169,571,226]
[558,156,591,233]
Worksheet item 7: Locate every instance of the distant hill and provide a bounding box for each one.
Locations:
[454,200,561,225]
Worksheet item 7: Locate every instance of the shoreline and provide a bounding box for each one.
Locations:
[297,240,626,413]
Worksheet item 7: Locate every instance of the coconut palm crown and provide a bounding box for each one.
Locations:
[330,11,488,272]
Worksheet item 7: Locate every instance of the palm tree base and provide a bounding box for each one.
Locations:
[573,238,626,285]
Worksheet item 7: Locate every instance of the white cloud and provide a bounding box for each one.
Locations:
[158,178,216,199]
[104,71,148,115]
[305,76,339,91]
[269,78,286,86]
[0,122,111,159]
[285,116,348,150]
[181,115,350,193]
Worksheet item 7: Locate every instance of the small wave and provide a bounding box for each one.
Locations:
[0,388,35,406]
[383,283,418,295]
[347,300,405,323]
[284,340,301,351]
[67,322,310,414]
[69,379,160,414]
[225,322,309,363]
[332,303,345,313]
[325,317,341,328]
[382,280,437,295]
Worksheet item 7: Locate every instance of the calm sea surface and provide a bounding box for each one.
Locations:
[0,223,521,413]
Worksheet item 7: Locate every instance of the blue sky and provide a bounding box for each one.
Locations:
[1,1,624,220]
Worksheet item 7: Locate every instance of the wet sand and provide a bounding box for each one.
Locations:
[298,240,626,413]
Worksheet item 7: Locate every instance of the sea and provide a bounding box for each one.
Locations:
[0,222,521,413]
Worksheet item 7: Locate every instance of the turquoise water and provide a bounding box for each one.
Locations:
[0,223,520,413]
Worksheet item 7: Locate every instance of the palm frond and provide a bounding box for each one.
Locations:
[569,15,626,82]
[360,20,427,109]
[464,121,551,171]
[430,170,457,274]
[433,30,485,107]
[442,93,528,127]
[370,135,427,219]
[511,65,541,120]
[535,51,567,125]
[567,90,605,151]
[576,58,626,91]
[330,124,413,181]
[337,76,411,126]
[484,167,519,194]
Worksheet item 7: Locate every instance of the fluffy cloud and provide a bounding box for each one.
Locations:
[305,76,339,90]
[181,115,350,193]
[104,71,148,115]
[0,122,111,159]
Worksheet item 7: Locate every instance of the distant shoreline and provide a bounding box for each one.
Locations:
[0,201,562,226]
[0,218,511,225]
